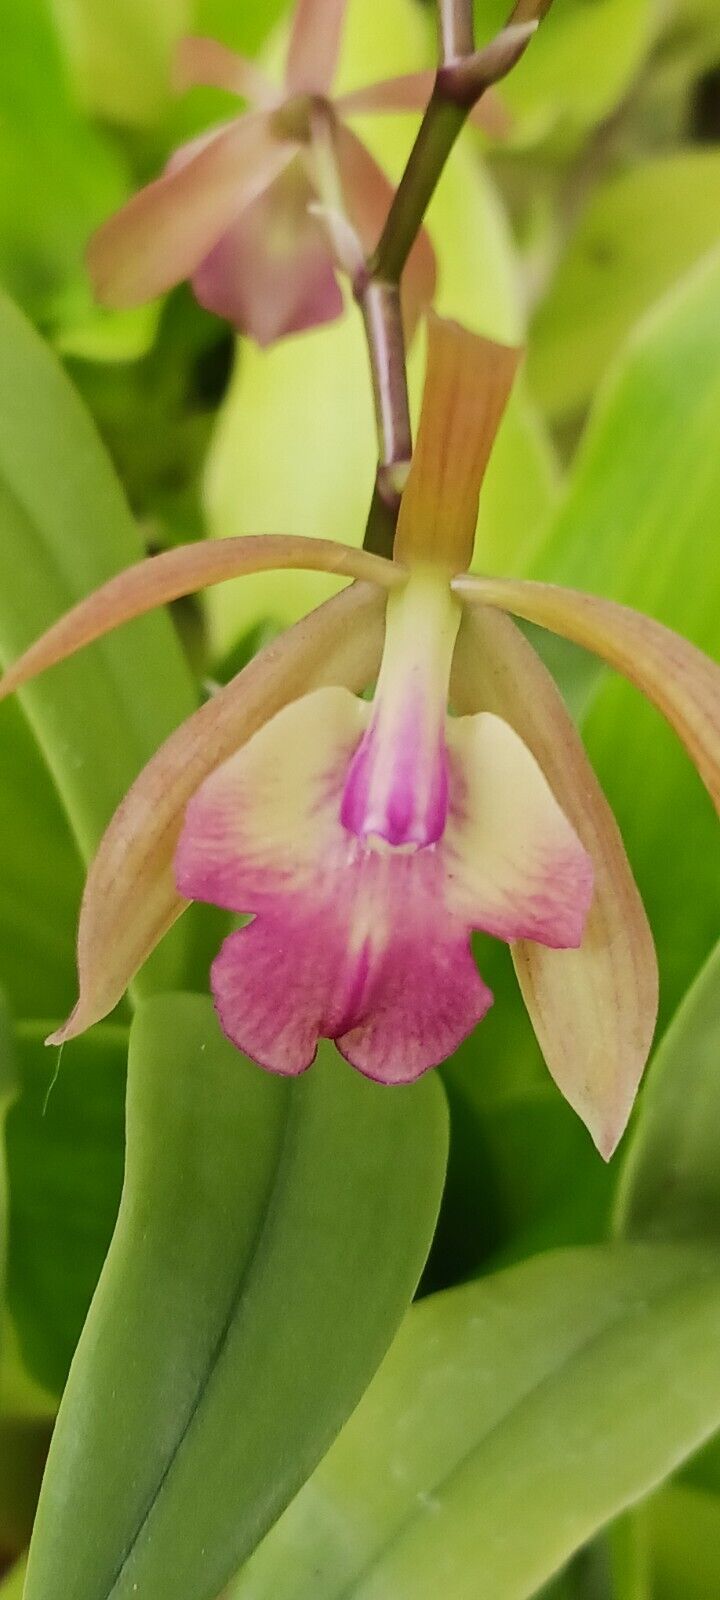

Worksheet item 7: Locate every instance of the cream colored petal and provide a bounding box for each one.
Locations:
[455,575,720,812]
[285,0,348,93]
[452,603,658,1158]
[0,535,400,703]
[87,113,294,308]
[174,35,279,106]
[443,712,593,949]
[176,685,368,913]
[394,315,520,574]
[46,584,387,1045]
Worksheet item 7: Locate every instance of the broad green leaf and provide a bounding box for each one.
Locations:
[0,0,128,332]
[0,697,81,1019]
[477,0,652,133]
[0,1000,17,1367]
[529,153,720,419]
[533,249,720,1023]
[0,291,196,997]
[647,1484,720,1599]
[615,939,720,1243]
[230,1243,720,1600]
[427,1076,613,1293]
[24,994,448,1600]
[5,1023,127,1396]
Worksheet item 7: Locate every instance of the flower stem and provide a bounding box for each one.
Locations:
[438,0,475,65]
[359,2,550,559]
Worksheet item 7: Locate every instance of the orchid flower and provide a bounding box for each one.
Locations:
[2,316,718,1158]
[87,0,508,344]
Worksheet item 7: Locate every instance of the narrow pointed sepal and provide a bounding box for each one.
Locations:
[173,35,278,105]
[0,535,399,703]
[394,316,520,574]
[455,576,720,813]
[452,604,659,1158]
[284,0,349,94]
[44,586,386,1044]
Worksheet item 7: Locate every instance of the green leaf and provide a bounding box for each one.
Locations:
[229,1242,720,1600]
[24,994,448,1600]
[533,248,720,1023]
[615,939,720,1243]
[0,997,17,1350]
[647,1484,720,1599]
[0,291,196,998]
[478,0,653,133]
[0,697,81,1020]
[0,0,128,330]
[0,1556,28,1600]
[529,153,720,419]
[5,1023,126,1396]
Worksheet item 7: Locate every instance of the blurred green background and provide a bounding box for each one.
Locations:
[1,0,719,1595]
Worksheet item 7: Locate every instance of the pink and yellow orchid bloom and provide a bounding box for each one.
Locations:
[87,0,507,344]
[2,317,718,1158]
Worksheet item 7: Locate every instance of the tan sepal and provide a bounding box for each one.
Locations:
[0,535,400,703]
[394,315,520,574]
[452,603,658,1159]
[46,584,387,1045]
[454,575,720,812]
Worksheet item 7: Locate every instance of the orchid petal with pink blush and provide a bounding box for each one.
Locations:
[452,604,658,1157]
[285,0,349,95]
[87,114,295,308]
[0,535,399,705]
[174,35,279,107]
[46,585,386,1045]
[454,576,720,813]
[192,162,343,342]
[175,683,492,1079]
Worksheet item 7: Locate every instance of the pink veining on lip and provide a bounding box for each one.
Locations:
[340,695,449,848]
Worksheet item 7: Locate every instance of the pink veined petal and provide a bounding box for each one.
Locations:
[333,123,436,337]
[454,575,720,813]
[87,113,294,308]
[336,72,510,137]
[44,585,386,1045]
[174,34,279,107]
[394,315,520,574]
[452,603,658,1158]
[0,535,400,704]
[192,160,343,341]
[443,711,594,948]
[285,0,349,94]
